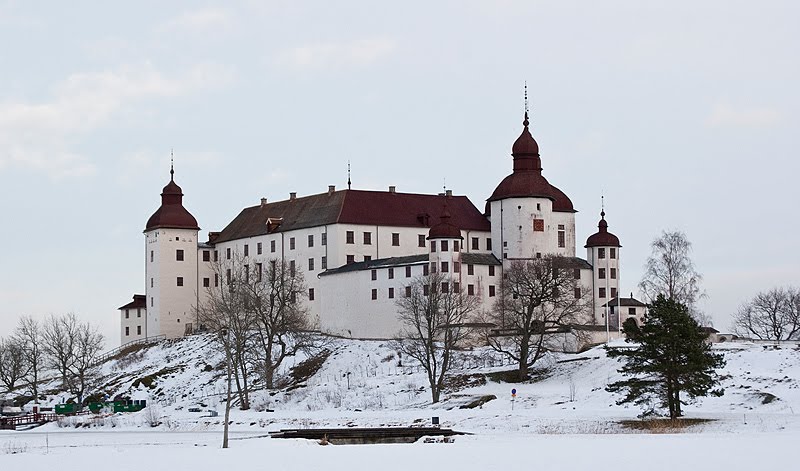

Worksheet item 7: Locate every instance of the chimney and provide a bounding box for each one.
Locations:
[328,185,335,194]
[260,197,268,206]
[389,186,396,193]
[290,192,296,201]
[445,189,452,197]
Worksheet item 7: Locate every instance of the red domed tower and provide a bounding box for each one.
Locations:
[143,164,201,340]
[585,210,622,325]
[487,107,577,263]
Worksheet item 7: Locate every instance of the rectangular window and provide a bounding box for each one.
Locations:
[486,238,492,251]
[290,260,296,276]
[226,248,231,260]
[392,233,400,246]
[430,241,436,252]
[214,250,218,262]
[309,288,315,301]
[533,218,545,231]
[347,255,355,264]
[468,264,474,275]
[599,287,607,298]
[321,232,327,246]
[418,234,426,247]
[176,249,184,261]
[151,297,153,307]
[388,268,394,279]
[257,242,262,255]
[203,277,210,288]
[363,232,372,245]
[125,326,129,336]
[371,288,377,300]
[441,240,449,252]
[137,308,141,318]
[150,278,153,288]
[611,287,618,298]
[430,262,437,273]
[150,250,153,263]
[271,240,276,253]
[405,266,412,278]
[628,307,637,316]
[308,234,314,247]
[214,274,219,287]
[244,265,250,283]
[599,268,606,279]
[290,237,296,250]
[489,265,495,276]
[202,250,210,262]
[454,240,460,252]
[441,261,449,273]
[472,237,479,250]
[388,287,395,299]
[321,256,327,270]
[405,286,412,297]
[137,325,142,335]
[610,248,617,259]
[364,255,372,261]
[125,310,129,319]
[244,244,249,256]
[441,282,449,293]
[346,231,355,244]
[453,262,461,273]
[467,284,475,296]
[573,268,581,279]
[453,282,460,293]
[423,284,429,296]
[611,268,617,279]
[256,262,263,281]
[371,269,377,281]
[558,230,565,248]
[177,276,184,286]
[308,258,314,271]
[489,285,496,297]
[574,287,581,299]
[423,264,429,276]
[598,248,606,259]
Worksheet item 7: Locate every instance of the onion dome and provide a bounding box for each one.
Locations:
[488,112,575,212]
[427,205,463,240]
[585,211,621,248]
[145,167,200,232]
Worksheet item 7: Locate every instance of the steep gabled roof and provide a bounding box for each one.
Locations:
[214,190,490,243]
[118,294,146,311]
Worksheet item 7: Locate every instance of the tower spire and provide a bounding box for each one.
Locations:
[347,160,351,190]
[170,149,174,181]
[523,81,529,127]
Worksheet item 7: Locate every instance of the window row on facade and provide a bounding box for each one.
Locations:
[369,282,497,300]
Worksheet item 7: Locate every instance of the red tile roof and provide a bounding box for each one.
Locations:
[214,190,490,243]
[585,211,621,248]
[145,172,200,232]
[118,294,146,311]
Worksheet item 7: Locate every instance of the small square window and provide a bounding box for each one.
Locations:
[628,307,637,316]
[177,276,184,286]
[203,277,210,288]
[364,255,371,261]
[347,255,355,264]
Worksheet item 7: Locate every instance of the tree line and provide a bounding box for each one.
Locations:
[0,313,104,404]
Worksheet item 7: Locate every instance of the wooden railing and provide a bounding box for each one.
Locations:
[93,335,166,366]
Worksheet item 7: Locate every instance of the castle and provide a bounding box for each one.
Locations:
[117,110,646,346]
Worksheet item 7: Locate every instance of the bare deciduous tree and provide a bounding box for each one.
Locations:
[486,256,592,382]
[67,321,104,404]
[732,286,800,341]
[0,337,28,392]
[639,230,707,323]
[42,313,79,388]
[14,316,44,402]
[395,272,478,403]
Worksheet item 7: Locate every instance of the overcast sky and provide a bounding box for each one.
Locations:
[1,1,797,346]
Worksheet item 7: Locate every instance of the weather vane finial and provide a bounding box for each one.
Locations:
[347,160,352,190]
[170,149,174,181]
[601,193,605,218]
[524,81,529,115]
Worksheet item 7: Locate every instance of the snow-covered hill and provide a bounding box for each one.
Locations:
[17,335,800,434]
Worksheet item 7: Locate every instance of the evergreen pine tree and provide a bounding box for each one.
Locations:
[606,294,725,419]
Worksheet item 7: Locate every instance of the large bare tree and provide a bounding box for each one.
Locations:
[67,321,104,404]
[395,272,478,403]
[639,230,707,323]
[0,337,28,392]
[486,256,592,382]
[732,286,800,341]
[14,316,44,402]
[42,313,79,388]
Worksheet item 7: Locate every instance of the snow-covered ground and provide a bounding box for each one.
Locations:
[2,335,799,469]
